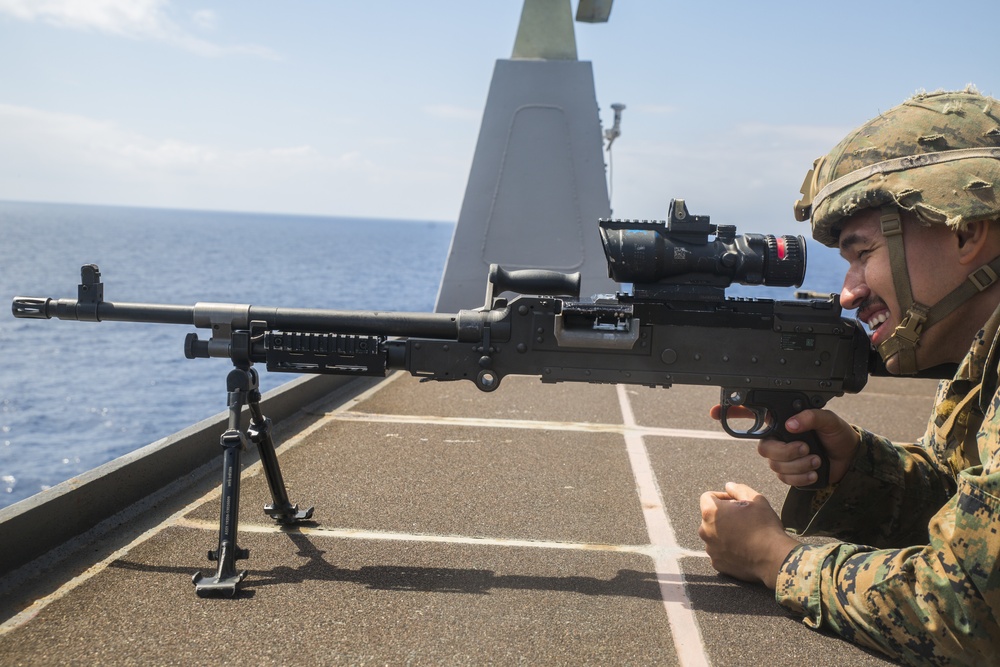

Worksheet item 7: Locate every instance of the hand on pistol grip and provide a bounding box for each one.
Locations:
[719,388,830,490]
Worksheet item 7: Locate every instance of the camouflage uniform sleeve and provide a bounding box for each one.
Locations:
[780,427,957,548]
[775,373,1000,665]
[774,466,1000,665]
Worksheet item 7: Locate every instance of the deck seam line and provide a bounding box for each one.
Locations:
[1,374,718,638]
[173,517,708,558]
[329,410,739,441]
[617,384,712,667]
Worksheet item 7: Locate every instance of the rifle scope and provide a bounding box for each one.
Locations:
[599,199,805,288]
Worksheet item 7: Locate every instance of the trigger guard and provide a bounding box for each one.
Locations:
[720,403,772,438]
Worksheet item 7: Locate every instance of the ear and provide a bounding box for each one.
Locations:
[955,219,993,265]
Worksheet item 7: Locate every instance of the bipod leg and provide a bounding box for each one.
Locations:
[193,367,253,597]
[245,368,314,525]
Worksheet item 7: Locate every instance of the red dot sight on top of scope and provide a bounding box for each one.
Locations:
[598,199,806,297]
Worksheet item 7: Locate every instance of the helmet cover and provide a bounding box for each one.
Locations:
[795,88,1000,247]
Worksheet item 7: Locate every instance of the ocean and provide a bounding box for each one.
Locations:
[0,201,850,509]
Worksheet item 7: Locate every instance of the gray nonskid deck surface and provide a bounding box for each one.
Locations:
[0,373,936,665]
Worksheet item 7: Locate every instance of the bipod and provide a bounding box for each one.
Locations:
[192,364,313,597]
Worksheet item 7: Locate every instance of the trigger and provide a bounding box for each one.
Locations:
[749,406,768,434]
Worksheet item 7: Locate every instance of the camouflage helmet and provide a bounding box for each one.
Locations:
[794,88,1000,247]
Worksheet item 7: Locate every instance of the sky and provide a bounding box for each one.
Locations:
[1,0,998,235]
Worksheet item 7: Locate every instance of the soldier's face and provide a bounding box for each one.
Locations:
[837,209,966,373]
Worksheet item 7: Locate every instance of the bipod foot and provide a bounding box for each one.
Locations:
[192,571,247,598]
[192,540,249,597]
[264,502,314,525]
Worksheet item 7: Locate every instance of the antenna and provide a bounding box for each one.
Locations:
[604,103,626,210]
[604,102,626,149]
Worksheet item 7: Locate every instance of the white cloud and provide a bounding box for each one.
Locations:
[731,122,852,147]
[191,8,215,31]
[0,103,461,220]
[0,0,276,58]
[606,122,853,234]
[634,104,677,115]
[422,105,482,122]
[0,102,861,227]
[0,103,217,178]
[0,103,351,177]
[0,0,174,37]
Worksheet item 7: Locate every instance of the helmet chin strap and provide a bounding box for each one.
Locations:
[875,206,1000,375]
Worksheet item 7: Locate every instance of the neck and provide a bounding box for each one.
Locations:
[934,289,1000,366]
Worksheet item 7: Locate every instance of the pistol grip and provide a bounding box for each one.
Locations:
[719,388,830,490]
[772,418,830,490]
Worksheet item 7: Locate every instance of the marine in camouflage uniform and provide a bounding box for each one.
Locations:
[776,311,1000,662]
[779,89,1000,664]
[700,88,1000,665]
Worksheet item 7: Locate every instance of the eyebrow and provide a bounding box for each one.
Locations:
[838,230,871,257]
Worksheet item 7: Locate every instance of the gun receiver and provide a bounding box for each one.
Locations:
[11,199,873,596]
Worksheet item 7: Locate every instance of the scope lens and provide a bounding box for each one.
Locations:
[762,234,806,287]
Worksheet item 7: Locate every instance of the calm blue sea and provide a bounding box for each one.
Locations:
[0,200,849,509]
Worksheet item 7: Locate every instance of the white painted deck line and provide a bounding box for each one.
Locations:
[1,375,714,645]
[330,410,740,442]
[175,517,706,559]
[617,384,711,667]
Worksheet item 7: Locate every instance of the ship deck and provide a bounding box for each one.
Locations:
[0,373,936,665]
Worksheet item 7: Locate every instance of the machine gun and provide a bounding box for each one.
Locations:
[12,199,871,596]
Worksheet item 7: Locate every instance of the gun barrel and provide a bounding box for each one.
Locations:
[13,296,195,325]
[13,295,477,341]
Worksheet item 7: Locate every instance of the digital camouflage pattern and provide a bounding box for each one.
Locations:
[794,88,1000,248]
[774,306,1000,665]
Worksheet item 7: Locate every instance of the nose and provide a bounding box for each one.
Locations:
[840,266,868,310]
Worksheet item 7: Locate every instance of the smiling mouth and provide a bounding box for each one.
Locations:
[857,305,893,346]
[866,311,889,331]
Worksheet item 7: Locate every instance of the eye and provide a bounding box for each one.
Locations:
[855,244,879,262]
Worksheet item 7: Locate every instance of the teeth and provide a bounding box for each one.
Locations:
[867,312,888,329]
